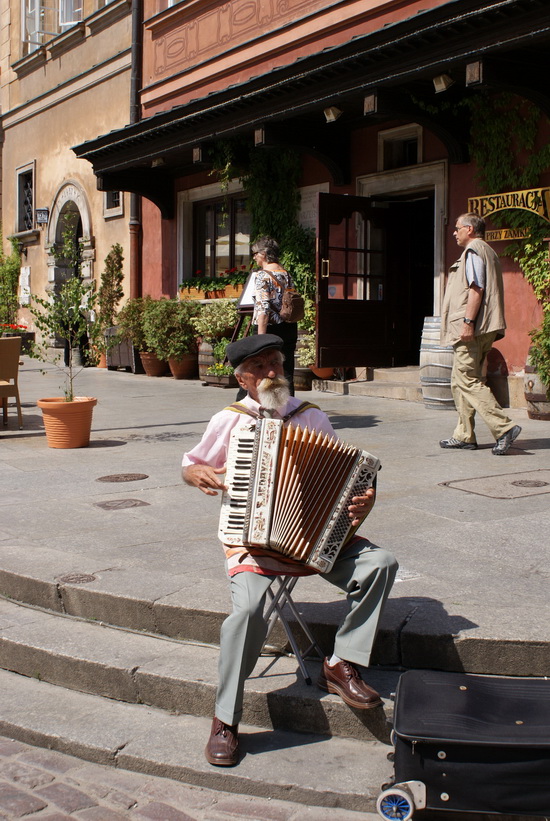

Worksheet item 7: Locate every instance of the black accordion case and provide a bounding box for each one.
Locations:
[391,669,550,816]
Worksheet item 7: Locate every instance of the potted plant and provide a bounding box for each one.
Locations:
[524,311,550,420]
[203,338,239,387]
[91,243,124,367]
[296,331,334,380]
[179,268,249,300]
[114,296,152,374]
[29,276,98,448]
[190,299,239,380]
[142,298,201,378]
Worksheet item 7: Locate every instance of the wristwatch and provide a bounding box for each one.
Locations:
[463,318,474,325]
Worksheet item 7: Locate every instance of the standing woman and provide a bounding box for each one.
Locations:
[249,236,298,394]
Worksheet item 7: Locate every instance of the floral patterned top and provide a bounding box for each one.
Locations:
[252,269,292,326]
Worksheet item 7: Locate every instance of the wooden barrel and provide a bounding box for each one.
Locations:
[524,361,550,421]
[198,341,215,380]
[419,316,455,410]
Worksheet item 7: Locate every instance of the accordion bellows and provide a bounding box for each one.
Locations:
[219,418,380,572]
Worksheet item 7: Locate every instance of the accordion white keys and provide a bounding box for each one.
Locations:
[218,418,380,573]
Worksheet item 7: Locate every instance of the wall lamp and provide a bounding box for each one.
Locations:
[465,61,484,86]
[432,73,454,93]
[324,106,343,123]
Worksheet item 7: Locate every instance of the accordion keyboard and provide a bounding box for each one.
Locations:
[219,426,257,543]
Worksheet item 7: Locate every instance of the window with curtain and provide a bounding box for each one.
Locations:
[194,195,250,278]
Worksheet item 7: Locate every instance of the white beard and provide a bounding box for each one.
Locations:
[257,376,291,411]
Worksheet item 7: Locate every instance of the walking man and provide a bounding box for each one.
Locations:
[440,212,521,455]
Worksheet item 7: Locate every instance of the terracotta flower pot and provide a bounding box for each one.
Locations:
[310,366,334,379]
[168,354,198,379]
[524,357,550,421]
[139,351,168,376]
[37,397,97,449]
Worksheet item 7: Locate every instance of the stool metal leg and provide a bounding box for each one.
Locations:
[263,577,324,685]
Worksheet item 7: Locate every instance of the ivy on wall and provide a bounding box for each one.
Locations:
[208,141,316,302]
[466,92,550,387]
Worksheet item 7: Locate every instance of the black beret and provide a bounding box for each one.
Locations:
[226,334,283,368]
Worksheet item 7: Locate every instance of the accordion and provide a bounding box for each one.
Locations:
[218,417,380,573]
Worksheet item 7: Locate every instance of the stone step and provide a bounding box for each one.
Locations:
[347,381,423,402]
[0,667,393,813]
[371,367,422,385]
[0,597,399,743]
[1,560,547,678]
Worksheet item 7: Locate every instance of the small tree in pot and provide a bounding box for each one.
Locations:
[92,243,124,365]
[29,277,98,447]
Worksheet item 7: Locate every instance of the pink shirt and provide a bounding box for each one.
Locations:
[182,395,337,576]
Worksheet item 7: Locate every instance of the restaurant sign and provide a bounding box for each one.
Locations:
[468,187,550,223]
[485,227,530,242]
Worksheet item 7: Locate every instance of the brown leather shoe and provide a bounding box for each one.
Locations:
[318,657,382,709]
[205,717,239,766]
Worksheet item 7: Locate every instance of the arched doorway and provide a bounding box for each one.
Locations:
[46,181,94,289]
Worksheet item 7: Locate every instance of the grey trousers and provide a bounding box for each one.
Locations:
[215,538,398,726]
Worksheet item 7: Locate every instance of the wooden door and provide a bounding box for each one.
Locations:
[316,192,414,368]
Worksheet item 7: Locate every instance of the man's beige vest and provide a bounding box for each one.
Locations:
[441,237,506,346]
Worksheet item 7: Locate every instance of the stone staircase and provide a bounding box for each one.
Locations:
[0,584,399,814]
[314,366,423,402]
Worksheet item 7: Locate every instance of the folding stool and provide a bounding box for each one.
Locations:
[262,576,325,685]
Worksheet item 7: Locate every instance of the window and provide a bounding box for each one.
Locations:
[22,0,82,53]
[194,195,250,278]
[59,0,82,29]
[17,167,34,232]
[103,190,123,219]
[22,0,53,52]
[378,125,423,172]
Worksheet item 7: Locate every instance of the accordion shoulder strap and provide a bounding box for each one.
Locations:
[224,400,320,423]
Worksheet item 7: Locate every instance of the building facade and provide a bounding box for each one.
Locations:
[0,0,133,326]
[72,0,550,404]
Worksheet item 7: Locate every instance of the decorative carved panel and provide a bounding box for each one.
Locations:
[149,0,336,81]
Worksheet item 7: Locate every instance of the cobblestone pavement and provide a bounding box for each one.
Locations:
[0,736,378,820]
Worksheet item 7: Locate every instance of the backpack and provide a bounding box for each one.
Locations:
[265,271,305,323]
[280,288,305,323]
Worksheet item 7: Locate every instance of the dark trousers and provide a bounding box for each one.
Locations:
[235,322,298,400]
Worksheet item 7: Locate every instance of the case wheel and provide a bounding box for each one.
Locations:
[376,787,414,820]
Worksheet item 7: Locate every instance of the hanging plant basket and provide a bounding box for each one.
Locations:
[37,397,97,449]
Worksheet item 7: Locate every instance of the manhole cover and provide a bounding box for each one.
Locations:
[58,573,96,584]
[441,469,550,499]
[96,473,149,483]
[94,499,150,510]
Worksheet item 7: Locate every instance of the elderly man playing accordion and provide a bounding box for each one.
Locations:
[182,334,398,767]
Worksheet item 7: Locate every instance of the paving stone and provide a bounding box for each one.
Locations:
[77,807,132,820]
[0,739,28,756]
[209,796,293,820]
[35,782,98,813]
[1,761,55,788]
[34,815,74,820]
[134,801,197,820]
[0,783,48,816]
[138,780,214,809]
[22,747,82,774]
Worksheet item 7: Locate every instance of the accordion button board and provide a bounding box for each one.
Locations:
[219,418,380,573]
